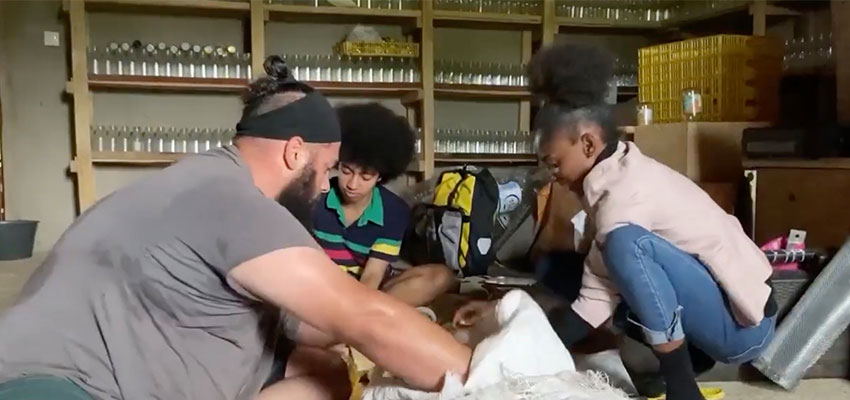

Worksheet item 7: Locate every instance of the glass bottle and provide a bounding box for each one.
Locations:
[637,103,653,126]
[682,88,702,121]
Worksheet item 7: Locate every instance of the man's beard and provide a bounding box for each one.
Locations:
[277,166,320,230]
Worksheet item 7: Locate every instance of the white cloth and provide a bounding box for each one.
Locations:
[363,290,629,400]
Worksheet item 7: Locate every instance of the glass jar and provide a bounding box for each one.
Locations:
[637,103,653,126]
[682,88,702,121]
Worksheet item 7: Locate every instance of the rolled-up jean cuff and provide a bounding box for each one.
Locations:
[628,306,685,345]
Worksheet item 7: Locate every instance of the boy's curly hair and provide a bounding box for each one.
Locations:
[337,103,415,182]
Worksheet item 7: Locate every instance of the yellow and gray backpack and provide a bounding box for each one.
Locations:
[404,166,500,277]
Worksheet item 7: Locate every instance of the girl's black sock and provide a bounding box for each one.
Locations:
[656,343,705,400]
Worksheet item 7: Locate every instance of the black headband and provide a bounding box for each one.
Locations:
[236,85,341,143]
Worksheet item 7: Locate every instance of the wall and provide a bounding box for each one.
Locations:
[0,2,652,258]
[0,0,76,251]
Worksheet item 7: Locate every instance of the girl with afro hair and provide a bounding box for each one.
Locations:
[454,43,777,400]
[311,103,455,307]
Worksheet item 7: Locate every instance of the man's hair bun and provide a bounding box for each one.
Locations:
[263,55,290,81]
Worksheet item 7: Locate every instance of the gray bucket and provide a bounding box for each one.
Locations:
[0,220,38,261]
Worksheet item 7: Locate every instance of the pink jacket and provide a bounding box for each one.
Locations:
[572,142,773,328]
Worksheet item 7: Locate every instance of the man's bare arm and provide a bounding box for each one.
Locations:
[281,314,338,348]
[230,247,471,390]
[359,258,390,290]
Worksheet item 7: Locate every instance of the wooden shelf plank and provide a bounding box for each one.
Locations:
[670,2,751,25]
[87,75,247,93]
[81,0,250,16]
[83,75,421,98]
[434,154,537,164]
[433,10,542,28]
[266,3,419,18]
[617,86,639,97]
[556,2,750,30]
[93,151,428,172]
[744,158,850,170]
[309,81,422,97]
[556,17,663,30]
[434,83,531,100]
[92,151,184,165]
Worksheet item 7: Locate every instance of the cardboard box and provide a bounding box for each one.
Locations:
[746,159,850,250]
[635,122,769,182]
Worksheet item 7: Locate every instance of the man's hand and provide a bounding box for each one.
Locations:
[452,300,497,328]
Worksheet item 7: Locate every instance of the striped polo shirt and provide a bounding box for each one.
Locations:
[312,178,410,277]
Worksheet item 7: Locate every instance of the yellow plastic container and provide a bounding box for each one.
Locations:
[335,40,420,57]
[638,35,782,123]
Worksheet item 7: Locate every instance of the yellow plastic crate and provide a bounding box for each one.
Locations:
[335,40,420,58]
[638,35,782,123]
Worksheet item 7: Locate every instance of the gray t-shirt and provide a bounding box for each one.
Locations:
[0,146,317,399]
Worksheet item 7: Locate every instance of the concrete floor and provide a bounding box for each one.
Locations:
[709,379,850,399]
[2,255,849,398]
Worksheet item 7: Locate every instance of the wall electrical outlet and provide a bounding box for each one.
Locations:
[44,31,60,47]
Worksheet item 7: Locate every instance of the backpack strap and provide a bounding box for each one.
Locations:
[446,168,470,207]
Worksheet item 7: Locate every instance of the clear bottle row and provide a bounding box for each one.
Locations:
[434,0,541,15]
[90,125,236,154]
[434,129,535,155]
[557,0,674,23]
[784,33,834,71]
[282,54,420,83]
[264,0,419,10]
[435,60,528,87]
[555,0,749,24]
[89,41,252,79]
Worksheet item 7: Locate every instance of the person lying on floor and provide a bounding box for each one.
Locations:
[455,43,777,400]
[312,103,455,307]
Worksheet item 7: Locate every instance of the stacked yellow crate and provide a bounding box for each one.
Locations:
[638,35,783,123]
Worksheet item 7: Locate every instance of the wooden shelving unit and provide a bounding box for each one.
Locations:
[92,151,184,165]
[64,0,769,212]
[433,10,542,29]
[78,0,251,16]
[434,83,531,100]
[557,17,663,30]
[85,75,248,93]
[743,158,850,170]
[266,3,422,25]
[81,75,422,98]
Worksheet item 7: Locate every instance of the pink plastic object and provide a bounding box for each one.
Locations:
[761,236,804,270]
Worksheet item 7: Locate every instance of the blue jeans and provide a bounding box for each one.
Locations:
[604,225,776,364]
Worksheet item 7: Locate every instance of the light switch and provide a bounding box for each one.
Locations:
[44,31,60,47]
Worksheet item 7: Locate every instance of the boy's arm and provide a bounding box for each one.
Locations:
[359,257,391,290]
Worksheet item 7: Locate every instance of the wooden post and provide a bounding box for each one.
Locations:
[250,0,266,78]
[0,88,4,220]
[542,0,557,45]
[420,0,435,178]
[834,0,850,124]
[69,0,97,211]
[752,0,766,36]
[519,30,532,132]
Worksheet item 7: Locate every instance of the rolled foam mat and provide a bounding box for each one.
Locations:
[752,237,850,389]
